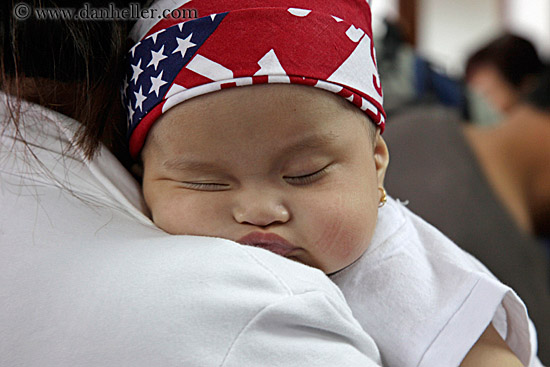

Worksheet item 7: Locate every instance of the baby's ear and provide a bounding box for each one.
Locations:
[373,130,390,186]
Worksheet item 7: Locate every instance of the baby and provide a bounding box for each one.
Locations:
[122,0,541,365]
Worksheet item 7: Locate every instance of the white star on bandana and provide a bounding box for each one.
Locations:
[173,33,197,59]
[134,86,147,111]
[149,71,168,97]
[131,59,144,84]
[148,45,168,70]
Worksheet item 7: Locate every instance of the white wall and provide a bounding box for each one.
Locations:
[375,0,549,76]
[504,0,550,60]
[371,0,399,38]
[416,0,504,76]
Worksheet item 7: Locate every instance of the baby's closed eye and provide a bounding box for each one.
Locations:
[179,181,231,191]
[283,164,331,185]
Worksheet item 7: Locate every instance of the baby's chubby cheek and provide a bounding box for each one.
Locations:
[310,195,377,268]
[147,192,219,235]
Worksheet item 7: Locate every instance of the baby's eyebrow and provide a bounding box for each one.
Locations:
[162,158,223,172]
[280,133,338,155]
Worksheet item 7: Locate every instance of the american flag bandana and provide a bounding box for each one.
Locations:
[123,0,386,158]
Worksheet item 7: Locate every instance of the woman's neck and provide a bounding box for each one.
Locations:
[463,105,550,235]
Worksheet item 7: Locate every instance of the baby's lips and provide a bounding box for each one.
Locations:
[237,232,299,257]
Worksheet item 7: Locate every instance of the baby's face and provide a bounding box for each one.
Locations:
[141,84,389,274]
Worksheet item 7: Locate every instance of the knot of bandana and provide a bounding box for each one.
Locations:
[122,0,386,158]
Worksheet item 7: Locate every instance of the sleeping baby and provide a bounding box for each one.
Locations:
[122,0,541,365]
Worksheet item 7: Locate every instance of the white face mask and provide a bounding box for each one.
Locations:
[467,88,505,126]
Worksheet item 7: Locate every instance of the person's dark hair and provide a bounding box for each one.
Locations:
[1,0,144,162]
[523,67,550,112]
[465,34,544,89]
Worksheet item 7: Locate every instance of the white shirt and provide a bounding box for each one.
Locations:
[0,93,382,366]
[331,197,542,367]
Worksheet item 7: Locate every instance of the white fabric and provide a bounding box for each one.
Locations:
[0,93,382,367]
[331,197,543,367]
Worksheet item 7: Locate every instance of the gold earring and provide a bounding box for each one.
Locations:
[378,187,387,208]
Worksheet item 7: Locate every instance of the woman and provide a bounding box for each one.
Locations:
[0,1,383,365]
[465,34,545,119]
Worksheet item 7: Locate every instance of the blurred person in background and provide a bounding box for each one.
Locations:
[465,34,545,123]
[383,67,550,363]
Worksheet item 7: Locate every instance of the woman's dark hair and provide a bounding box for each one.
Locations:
[465,34,544,89]
[1,0,145,162]
[524,66,550,112]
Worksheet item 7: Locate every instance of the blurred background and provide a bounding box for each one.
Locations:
[371,0,549,121]
[371,1,550,362]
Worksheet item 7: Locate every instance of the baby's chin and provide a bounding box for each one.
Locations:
[289,251,360,276]
[325,255,363,276]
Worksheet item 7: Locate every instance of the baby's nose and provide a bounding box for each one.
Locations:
[232,192,290,227]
